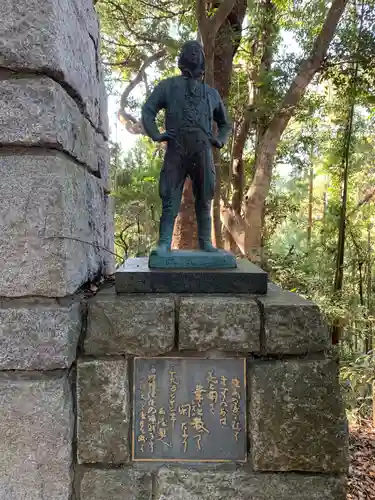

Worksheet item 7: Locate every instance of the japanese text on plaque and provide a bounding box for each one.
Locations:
[133,358,246,462]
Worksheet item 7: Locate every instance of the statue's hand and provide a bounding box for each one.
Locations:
[156,131,175,143]
[211,137,224,149]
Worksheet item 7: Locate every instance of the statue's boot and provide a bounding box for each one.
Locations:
[154,212,174,256]
[196,206,218,252]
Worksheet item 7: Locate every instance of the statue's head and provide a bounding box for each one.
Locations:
[178,41,205,80]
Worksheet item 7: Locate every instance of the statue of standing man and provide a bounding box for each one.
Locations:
[141,40,231,256]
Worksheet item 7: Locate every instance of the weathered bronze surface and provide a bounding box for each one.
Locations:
[132,357,247,462]
[141,40,231,257]
[148,248,237,269]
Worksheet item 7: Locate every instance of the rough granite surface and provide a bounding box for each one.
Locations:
[0,374,73,500]
[258,283,330,354]
[85,290,175,356]
[80,469,152,500]
[0,153,105,297]
[77,359,130,464]
[0,77,107,176]
[103,194,116,274]
[0,301,81,369]
[179,296,260,352]
[250,359,348,472]
[154,468,346,500]
[0,0,107,135]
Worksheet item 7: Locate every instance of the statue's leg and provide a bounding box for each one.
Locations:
[195,198,218,252]
[156,146,186,254]
[190,142,218,252]
[157,196,183,253]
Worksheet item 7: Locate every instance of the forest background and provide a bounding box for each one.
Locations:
[97,0,375,423]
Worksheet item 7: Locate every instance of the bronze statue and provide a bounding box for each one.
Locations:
[141,40,231,256]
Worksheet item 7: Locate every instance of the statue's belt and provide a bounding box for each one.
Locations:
[169,125,212,140]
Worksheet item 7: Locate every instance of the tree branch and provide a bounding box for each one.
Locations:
[210,0,238,36]
[246,0,349,204]
[137,0,188,17]
[197,0,237,39]
[118,49,166,134]
[100,36,139,50]
[143,71,150,97]
[196,0,208,34]
[268,0,349,135]
[106,0,173,47]
[102,59,139,68]
[348,187,375,216]
[220,202,247,254]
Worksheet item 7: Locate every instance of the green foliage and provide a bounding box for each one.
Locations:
[97,0,194,82]
[112,138,162,262]
[266,79,375,420]
[340,351,375,422]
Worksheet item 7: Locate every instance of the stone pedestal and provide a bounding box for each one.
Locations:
[74,282,348,500]
[116,257,268,294]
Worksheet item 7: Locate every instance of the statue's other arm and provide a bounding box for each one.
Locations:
[141,82,166,141]
[213,91,231,147]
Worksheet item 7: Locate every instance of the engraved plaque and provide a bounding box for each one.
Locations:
[132,357,247,462]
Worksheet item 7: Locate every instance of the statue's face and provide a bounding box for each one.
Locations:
[178,41,205,79]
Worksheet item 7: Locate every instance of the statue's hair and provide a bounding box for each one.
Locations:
[178,41,205,79]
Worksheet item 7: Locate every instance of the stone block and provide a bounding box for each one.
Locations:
[116,258,267,294]
[0,77,108,175]
[73,0,100,43]
[179,296,260,352]
[155,468,346,500]
[98,137,111,189]
[0,300,81,369]
[103,194,116,275]
[80,469,152,500]
[77,359,130,464]
[0,152,105,297]
[0,374,73,500]
[85,290,175,356]
[98,60,110,140]
[0,0,107,134]
[250,359,348,472]
[258,283,330,354]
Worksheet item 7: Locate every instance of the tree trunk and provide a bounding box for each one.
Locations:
[173,0,245,249]
[323,189,328,221]
[367,223,373,352]
[332,3,361,344]
[232,117,251,214]
[243,131,279,261]
[171,178,199,249]
[212,147,223,247]
[211,0,247,247]
[331,128,351,345]
[308,164,314,246]
[221,0,277,261]
[204,47,215,86]
[223,0,349,259]
[223,227,239,253]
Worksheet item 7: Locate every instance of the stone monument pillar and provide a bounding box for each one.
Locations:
[0,1,113,498]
